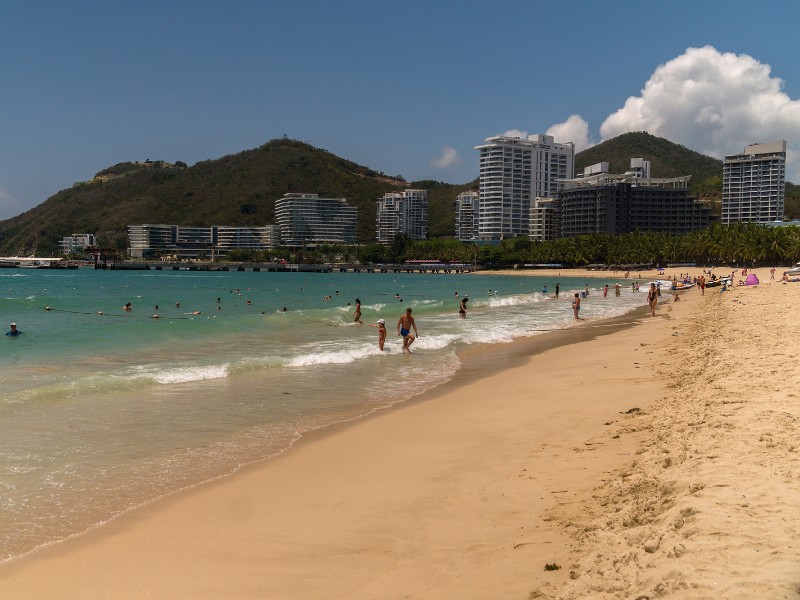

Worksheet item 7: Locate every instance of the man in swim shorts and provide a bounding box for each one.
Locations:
[397,307,418,352]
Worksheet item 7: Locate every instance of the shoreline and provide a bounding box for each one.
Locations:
[0,296,650,567]
[487,264,795,281]
[0,268,643,567]
[2,268,797,597]
[0,286,668,598]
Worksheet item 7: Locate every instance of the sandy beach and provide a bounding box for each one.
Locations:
[1,267,798,599]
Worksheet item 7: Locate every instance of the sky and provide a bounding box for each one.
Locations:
[2,0,800,220]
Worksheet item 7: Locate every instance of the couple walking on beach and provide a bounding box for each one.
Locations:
[360,300,418,352]
[365,307,419,352]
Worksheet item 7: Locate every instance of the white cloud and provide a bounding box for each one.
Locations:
[431,146,461,169]
[546,115,594,152]
[501,129,530,139]
[498,122,593,150]
[597,45,800,180]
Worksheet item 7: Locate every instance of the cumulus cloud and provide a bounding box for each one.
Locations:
[431,146,461,169]
[597,45,800,180]
[546,115,594,151]
[501,129,530,139]
[498,122,592,150]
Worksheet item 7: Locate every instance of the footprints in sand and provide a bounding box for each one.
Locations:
[548,286,800,599]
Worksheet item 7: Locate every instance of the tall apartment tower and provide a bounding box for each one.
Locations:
[376,189,428,244]
[474,134,574,241]
[722,140,786,224]
[455,190,479,241]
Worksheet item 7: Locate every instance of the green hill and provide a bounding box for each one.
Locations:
[0,139,475,255]
[576,131,725,212]
[576,132,724,183]
[1,133,796,256]
[576,132,799,218]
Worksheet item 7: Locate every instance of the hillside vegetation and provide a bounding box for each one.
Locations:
[0,133,796,256]
[0,139,474,255]
[576,132,723,184]
[579,132,800,217]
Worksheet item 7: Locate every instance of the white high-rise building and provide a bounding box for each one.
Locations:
[127,225,176,258]
[722,141,786,223]
[474,134,574,240]
[455,190,479,241]
[376,189,428,244]
[275,193,358,247]
[216,226,279,252]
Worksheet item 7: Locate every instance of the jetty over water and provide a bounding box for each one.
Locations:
[107,261,478,273]
[1,257,477,274]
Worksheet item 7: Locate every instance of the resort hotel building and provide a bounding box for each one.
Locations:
[127,225,279,259]
[274,193,358,248]
[128,192,357,258]
[556,159,711,237]
[722,140,786,224]
[474,134,575,241]
[375,189,428,244]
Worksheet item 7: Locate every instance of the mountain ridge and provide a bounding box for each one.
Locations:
[1,133,796,256]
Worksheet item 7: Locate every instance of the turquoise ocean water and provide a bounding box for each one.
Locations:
[0,267,646,562]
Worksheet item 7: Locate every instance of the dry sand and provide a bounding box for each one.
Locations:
[550,269,800,599]
[1,268,797,599]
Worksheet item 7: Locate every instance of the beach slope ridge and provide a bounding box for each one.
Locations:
[550,278,800,599]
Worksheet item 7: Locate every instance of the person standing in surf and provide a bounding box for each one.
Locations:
[353,298,362,323]
[647,283,658,317]
[397,307,418,352]
[368,319,387,350]
[572,293,581,320]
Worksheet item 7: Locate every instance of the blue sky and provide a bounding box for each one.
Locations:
[2,0,800,220]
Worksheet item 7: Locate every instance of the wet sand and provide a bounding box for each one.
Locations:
[1,268,797,598]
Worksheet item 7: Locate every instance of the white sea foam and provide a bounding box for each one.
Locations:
[285,343,379,367]
[411,332,461,351]
[486,293,545,307]
[121,363,231,385]
[147,364,230,384]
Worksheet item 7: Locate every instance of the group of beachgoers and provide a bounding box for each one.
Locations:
[355,303,418,353]
[353,292,473,352]
[113,288,279,318]
[571,282,624,320]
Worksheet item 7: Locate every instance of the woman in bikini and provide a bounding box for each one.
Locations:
[647,283,658,317]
